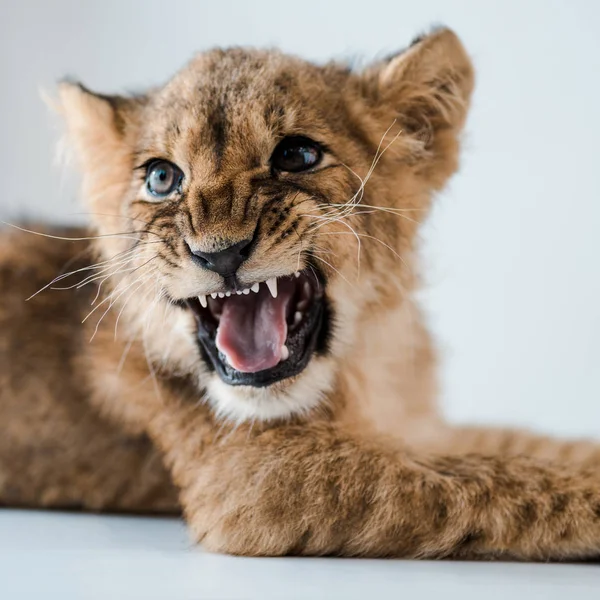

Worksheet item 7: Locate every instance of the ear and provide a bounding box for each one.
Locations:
[58,82,146,223]
[361,28,474,183]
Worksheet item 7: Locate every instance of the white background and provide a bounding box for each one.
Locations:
[1,0,599,438]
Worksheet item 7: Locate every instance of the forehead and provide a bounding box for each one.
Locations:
[140,49,351,170]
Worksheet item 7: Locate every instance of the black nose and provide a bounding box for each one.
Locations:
[189,238,253,276]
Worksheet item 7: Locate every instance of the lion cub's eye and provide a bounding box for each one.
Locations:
[270,136,323,173]
[145,160,183,198]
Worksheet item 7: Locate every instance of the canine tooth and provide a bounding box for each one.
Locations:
[218,293,225,298]
[294,311,302,326]
[198,295,207,308]
[210,293,218,299]
[243,288,250,295]
[295,271,301,278]
[251,282,260,293]
[281,345,289,361]
[266,277,278,298]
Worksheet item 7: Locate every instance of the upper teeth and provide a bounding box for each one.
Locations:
[265,277,278,298]
[198,274,288,306]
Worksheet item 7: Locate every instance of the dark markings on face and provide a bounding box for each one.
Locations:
[141,206,181,253]
[282,179,329,205]
[186,194,206,237]
[196,190,210,218]
[222,180,236,219]
[181,202,195,235]
[241,191,254,222]
[160,254,179,269]
[266,204,289,237]
[209,99,228,169]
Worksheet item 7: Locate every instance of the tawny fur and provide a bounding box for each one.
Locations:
[2,28,600,560]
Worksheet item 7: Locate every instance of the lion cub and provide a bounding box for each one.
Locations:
[2,28,600,559]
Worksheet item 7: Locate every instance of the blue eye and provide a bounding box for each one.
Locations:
[146,160,183,197]
[271,136,323,173]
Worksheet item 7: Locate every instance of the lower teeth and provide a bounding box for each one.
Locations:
[281,345,289,361]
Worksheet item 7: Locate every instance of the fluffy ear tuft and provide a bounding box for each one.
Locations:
[360,28,474,179]
[57,82,145,223]
[381,28,473,128]
[58,81,143,169]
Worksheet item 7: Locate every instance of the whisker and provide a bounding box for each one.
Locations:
[315,230,408,268]
[25,244,151,300]
[82,257,158,325]
[51,255,144,292]
[88,268,157,343]
[308,255,354,289]
[293,123,409,283]
[316,203,422,224]
[0,221,153,243]
[115,278,161,341]
[88,264,143,307]
[301,211,362,277]
[140,284,168,405]
[66,212,159,230]
[116,337,135,375]
[308,121,405,233]
[27,236,164,302]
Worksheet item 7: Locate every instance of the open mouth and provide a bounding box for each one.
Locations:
[185,270,328,387]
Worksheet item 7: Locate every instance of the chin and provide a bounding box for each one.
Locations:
[205,357,337,423]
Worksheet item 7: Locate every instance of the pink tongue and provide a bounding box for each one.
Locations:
[215,287,291,373]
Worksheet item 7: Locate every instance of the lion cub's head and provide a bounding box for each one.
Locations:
[60,28,473,423]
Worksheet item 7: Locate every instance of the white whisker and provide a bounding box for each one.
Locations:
[25,244,157,301]
[0,221,149,243]
[88,268,157,342]
[83,257,157,326]
[309,255,354,289]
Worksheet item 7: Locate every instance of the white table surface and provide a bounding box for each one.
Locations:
[1,509,599,600]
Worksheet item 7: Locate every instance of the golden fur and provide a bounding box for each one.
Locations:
[2,28,600,559]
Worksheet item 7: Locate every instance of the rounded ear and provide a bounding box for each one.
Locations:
[378,28,474,131]
[359,28,474,181]
[58,81,145,171]
[56,82,147,228]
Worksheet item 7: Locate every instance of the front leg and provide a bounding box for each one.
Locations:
[149,407,600,559]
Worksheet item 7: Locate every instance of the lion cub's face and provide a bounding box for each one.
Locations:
[61,29,473,422]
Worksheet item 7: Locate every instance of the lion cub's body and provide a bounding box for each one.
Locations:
[0,230,177,511]
[3,29,600,560]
